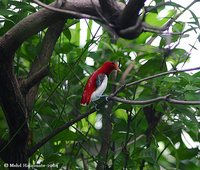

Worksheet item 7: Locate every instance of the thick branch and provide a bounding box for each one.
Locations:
[33,0,101,21]
[118,0,146,29]
[98,0,121,23]
[21,65,49,95]
[0,0,125,62]
[0,61,29,165]
[0,2,60,61]
[26,20,65,113]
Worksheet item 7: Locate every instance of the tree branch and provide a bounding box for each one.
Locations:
[32,0,102,21]
[26,20,65,113]
[28,92,200,157]
[98,0,121,24]
[20,65,49,95]
[112,66,200,96]
[119,0,198,37]
[118,0,146,29]
[0,62,29,164]
[0,2,61,61]
[96,102,113,170]
[120,62,134,84]
[96,71,117,170]
[117,0,146,39]
[110,95,200,105]
[0,0,125,62]
[110,95,171,105]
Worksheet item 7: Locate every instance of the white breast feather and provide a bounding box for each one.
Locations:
[91,75,108,101]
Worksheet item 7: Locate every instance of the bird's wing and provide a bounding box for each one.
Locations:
[96,73,106,88]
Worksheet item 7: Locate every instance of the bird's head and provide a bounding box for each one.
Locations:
[100,61,121,75]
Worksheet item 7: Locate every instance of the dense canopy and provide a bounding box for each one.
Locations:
[0,0,199,169]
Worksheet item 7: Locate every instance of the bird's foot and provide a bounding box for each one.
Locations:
[92,101,100,111]
[101,95,109,101]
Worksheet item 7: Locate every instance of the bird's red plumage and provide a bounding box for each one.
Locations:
[81,61,120,105]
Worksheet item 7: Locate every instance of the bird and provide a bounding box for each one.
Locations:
[81,61,121,106]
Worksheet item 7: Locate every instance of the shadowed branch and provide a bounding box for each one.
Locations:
[20,65,49,95]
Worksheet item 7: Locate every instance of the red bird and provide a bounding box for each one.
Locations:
[81,61,121,105]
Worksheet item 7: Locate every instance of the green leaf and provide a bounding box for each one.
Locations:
[172,22,185,33]
[184,92,200,101]
[184,85,200,91]
[145,9,176,27]
[163,76,180,83]
[115,108,128,122]
[139,147,157,164]
[63,28,71,41]
[9,1,36,12]
[2,0,8,7]
[0,9,16,16]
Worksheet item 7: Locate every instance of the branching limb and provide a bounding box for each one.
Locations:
[26,20,65,113]
[91,0,113,27]
[119,0,198,38]
[118,0,146,29]
[117,0,146,39]
[20,65,49,95]
[98,0,121,24]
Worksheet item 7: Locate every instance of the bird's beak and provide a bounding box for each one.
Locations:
[116,67,121,72]
[115,63,121,72]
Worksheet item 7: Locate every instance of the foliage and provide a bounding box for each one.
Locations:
[0,0,199,169]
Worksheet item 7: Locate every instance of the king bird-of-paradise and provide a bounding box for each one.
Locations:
[81,61,121,106]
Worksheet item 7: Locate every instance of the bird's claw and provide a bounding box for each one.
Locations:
[101,95,109,102]
[92,102,100,111]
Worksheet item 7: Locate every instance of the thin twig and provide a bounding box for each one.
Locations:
[110,95,200,105]
[28,101,106,157]
[110,95,171,105]
[115,135,145,152]
[112,66,200,96]
[142,0,198,33]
